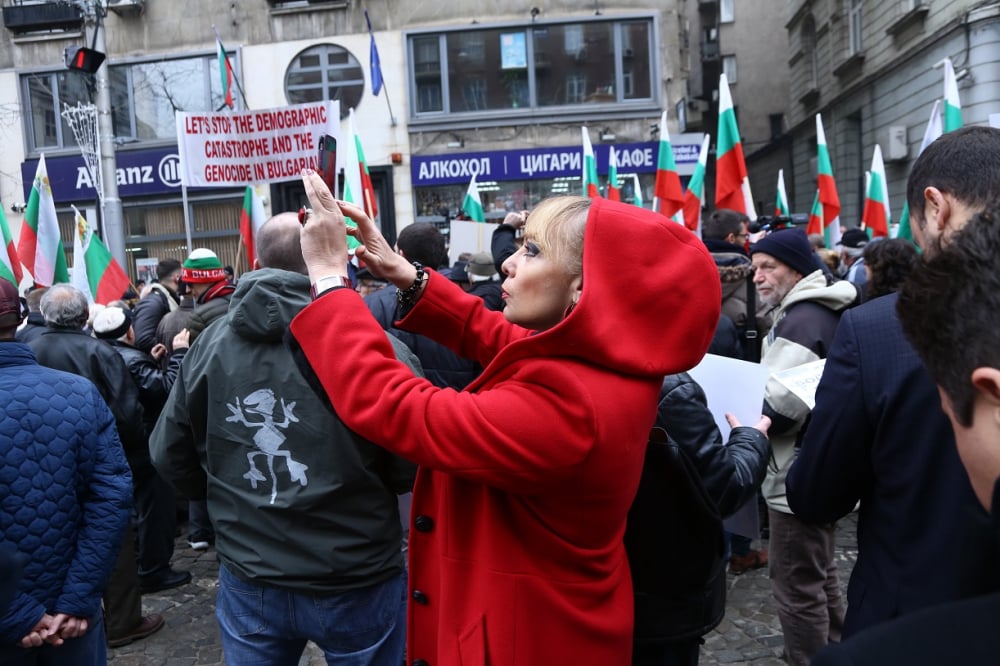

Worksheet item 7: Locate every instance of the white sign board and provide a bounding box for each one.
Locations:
[449,220,500,266]
[175,101,340,188]
[771,359,827,411]
[687,353,771,439]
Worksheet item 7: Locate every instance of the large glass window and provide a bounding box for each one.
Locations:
[848,0,864,54]
[408,17,655,119]
[284,44,364,119]
[21,53,232,153]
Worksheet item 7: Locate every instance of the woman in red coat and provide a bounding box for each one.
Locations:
[291,170,721,665]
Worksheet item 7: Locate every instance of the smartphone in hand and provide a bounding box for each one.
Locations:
[317,134,337,194]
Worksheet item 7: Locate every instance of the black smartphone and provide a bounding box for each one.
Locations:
[317,134,337,194]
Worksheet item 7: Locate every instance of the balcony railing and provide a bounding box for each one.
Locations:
[3,2,84,34]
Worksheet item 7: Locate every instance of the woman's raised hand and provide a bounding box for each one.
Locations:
[333,199,410,283]
[300,169,350,281]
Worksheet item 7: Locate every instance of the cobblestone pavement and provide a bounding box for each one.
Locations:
[110,513,857,665]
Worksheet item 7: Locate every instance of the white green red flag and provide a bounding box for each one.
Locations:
[653,110,684,217]
[606,146,621,202]
[0,202,22,286]
[861,144,890,238]
[343,108,379,220]
[775,169,790,217]
[942,57,963,132]
[216,36,235,109]
[715,74,756,219]
[897,100,943,242]
[18,155,69,287]
[808,189,823,234]
[462,175,486,222]
[239,185,267,267]
[70,206,131,305]
[682,134,711,234]
[631,174,644,208]
[581,126,600,198]
[815,114,842,247]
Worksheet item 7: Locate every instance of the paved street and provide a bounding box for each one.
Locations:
[110,513,857,665]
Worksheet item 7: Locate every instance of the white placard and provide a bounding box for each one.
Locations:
[448,220,500,265]
[175,101,339,188]
[688,353,771,438]
[990,113,1000,129]
[770,359,827,411]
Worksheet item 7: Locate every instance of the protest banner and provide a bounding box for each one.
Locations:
[175,101,340,188]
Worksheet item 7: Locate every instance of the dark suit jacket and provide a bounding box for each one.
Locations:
[787,293,983,636]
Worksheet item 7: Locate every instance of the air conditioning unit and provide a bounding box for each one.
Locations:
[108,0,145,17]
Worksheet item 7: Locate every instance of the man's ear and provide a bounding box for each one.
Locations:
[923,186,951,233]
[971,368,1000,414]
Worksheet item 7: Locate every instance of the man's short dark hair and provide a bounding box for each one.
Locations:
[396,222,446,268]
[702,209,750,241]
[898,206,1000,427]
[906,126,1000,233]
[156,258,182,282]
[863,238,918,300]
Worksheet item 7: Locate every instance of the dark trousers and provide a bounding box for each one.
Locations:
[633,639,701,666]
[103,523,142,640]
[131,455,177,578]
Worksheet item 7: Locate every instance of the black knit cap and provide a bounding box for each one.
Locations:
[750,228,820,277]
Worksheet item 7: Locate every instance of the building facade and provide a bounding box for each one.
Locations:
[1,0,702,281]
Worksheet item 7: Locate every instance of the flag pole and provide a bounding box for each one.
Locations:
[364,11,396,126]
[211,25,250,111]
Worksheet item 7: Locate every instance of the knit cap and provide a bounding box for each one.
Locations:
[750,228,820,277]
[92,305,133,340]
[182,248,226,283]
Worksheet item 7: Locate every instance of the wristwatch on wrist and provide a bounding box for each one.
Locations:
[310,274,353,300]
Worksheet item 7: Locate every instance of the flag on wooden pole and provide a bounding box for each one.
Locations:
[462,175,486,222]
[715,74,756,219]
[18,155,69,287]
[775,169,790,217]
[682,134,711,234]
[239,185,266,267]
[0,202,22,286]
[70,205,131,304]
[815,114,842,247]
[607,146,621,202]
[581,126,600,198]
[653,110,684,217]
[861,145,891,238]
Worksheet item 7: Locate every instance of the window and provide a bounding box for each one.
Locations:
[722,55,737,84]
[802,15,818,89]
[720,0,735,23]
[407,17,654,119]
[21,53,232,153]
[769,113,785,140]
[284,44,363,119]
[848,0,863,54]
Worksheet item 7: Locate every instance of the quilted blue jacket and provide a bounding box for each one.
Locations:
[0,342,132,645]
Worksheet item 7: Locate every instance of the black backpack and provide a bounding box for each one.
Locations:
[624,426,726,643]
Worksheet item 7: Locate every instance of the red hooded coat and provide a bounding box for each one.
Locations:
[290,198,721,665]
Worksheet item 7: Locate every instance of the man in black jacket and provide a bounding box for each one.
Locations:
[93,305,192,595]
[132,258,181,353]
[28,284,164,648]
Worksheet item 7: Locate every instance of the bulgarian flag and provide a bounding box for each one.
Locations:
[18,155,69,287]
[343,108,379,220]
[606,146,621,201]
[775,169,790,217]
[943,57,963,132]
[70,206,131,305]
[682,134,711,234]
[861,144,891,238]
[897,100,943,242]
[808,189,824,233]
[815,113,842,247]
[653,110,684,217]
[631,174,644,207]
[462,175,486,222]
[715,74,756,219]
[0,202,22,286]
[581,126,600,198]
[216,35,235,109]
[239,185,266,267]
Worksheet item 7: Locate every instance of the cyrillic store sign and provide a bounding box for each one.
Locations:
[22,147,186,203]
[411,133,705,187]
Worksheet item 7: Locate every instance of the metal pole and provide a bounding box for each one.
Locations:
[181,183,193,253]
[89,2,128,270]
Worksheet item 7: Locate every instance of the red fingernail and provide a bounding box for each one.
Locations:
[298,207,307,224]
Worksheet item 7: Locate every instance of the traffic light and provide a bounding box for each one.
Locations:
[65,46,106,74]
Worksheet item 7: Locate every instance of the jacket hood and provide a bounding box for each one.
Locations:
[512,198,721,378]
[776,270,858,318]
[228,268,311,343]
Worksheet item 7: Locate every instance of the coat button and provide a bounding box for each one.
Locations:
[412,589,429,605]
[413,661,429,666]
[414,515,434,532]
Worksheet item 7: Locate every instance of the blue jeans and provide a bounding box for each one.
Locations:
[0,613,106,665]
[216,565,406,666]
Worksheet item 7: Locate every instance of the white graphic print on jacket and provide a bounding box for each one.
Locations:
[226,388,308,504]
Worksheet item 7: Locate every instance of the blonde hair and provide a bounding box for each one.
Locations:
[523,196,590,278]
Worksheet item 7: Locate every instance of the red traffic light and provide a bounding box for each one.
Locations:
[65,47,106,74]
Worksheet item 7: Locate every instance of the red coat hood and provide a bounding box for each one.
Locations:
[495,197,721,379]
